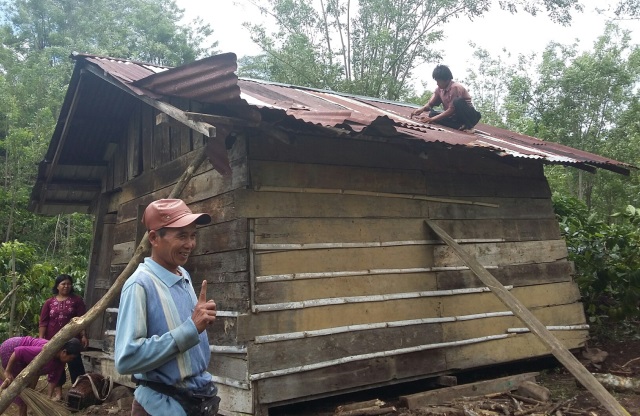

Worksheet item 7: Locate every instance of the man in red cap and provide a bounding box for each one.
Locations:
[115,199,219,416]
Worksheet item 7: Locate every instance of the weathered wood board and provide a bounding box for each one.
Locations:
[445,330,589,369]
[434,240,568,268]
[249,160,551,198]
[247,134,545,178]
[253,218,561,244]
[255,348,448,404]
[235,190,556,220]
[255,271,438,304]
[436,261,573,290]
[248,322,443,373]
[255,245,435,276]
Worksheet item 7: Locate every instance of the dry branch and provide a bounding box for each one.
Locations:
[0,145,210,413]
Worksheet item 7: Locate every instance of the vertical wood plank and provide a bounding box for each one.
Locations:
[141,104,154,172]
[153,109,171,165]
[127,102,141,180]
[191,100,205,149]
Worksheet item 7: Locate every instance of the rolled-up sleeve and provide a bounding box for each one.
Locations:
[114,283,199,374]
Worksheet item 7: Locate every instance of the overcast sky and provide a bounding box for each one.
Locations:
[175,0,638,92]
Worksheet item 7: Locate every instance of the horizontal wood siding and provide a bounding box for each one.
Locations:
[250,160,551,198]
[256,348,447,404]
[248,322,443,374]
[254,218,561,244]
[248,134,545,178]
[445,330,588,370]
[238,135,586,405]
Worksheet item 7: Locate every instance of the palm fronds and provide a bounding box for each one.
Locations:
[19,387,71,416]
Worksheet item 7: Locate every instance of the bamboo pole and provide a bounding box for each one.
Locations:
[0,146,210,414]
[424,219,631,416]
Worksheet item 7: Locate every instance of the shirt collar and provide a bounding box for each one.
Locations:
[143,258,187,287]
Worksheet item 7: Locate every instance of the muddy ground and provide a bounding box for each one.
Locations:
[5,339,640,416]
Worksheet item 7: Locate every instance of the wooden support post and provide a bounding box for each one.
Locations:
[424,219,631,416]
[0,147,210,414]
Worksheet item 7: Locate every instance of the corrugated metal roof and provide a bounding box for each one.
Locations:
[70,53,632,175]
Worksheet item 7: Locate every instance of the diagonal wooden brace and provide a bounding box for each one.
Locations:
[424,219,630,416]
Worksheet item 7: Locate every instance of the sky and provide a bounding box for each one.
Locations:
[175,0,638,92]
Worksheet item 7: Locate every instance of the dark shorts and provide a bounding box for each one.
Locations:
[430,97,482,130]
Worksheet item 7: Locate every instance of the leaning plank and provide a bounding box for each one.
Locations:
[399,372,539,409]
[0,146,210,414]
[424,219,631,416]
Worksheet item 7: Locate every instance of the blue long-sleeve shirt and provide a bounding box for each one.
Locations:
[115,258,212,415]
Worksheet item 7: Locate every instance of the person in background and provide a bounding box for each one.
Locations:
[115,199,219,416]
[39,273,88,400]
[411,64,482,131]
[0,336,81,416]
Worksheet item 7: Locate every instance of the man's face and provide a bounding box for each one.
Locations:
[436,79,450,89]
[150,223,197,273]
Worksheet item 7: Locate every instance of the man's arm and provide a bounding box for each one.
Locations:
[411,93,441,117]
[114,283,200,375]
[422,106,455,123]
[1,352,17,387]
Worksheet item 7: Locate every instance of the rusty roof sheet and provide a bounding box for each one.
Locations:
[72,53,633,175]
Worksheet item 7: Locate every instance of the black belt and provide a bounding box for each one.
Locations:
[132,376,219,416]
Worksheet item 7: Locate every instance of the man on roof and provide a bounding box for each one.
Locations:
[115,199,219,416]
[411,64,481,132]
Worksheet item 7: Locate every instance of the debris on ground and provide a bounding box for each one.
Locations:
[399,391,599,416]
[335,398,396,416]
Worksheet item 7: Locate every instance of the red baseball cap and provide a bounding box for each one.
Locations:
[142,199,211,231]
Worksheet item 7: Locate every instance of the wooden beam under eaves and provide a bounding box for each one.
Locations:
[46,181,102,193]
[38,72,85,212]
[83,65,216,139]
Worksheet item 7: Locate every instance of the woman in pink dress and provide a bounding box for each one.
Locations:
[0,336,81,416]
[39,274,88,400]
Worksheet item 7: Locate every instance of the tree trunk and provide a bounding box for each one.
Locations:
[8,249,17,336]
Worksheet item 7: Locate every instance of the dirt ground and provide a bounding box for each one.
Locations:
[4,340,640,416]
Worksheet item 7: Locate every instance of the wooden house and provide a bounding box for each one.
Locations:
[29,53,632,416]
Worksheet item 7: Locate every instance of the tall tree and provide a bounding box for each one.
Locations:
[0,0,218,276]
[464,23,640,215]
[240,0,582,100]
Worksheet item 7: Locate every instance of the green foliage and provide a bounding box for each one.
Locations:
[0,0,221,330]
[0,241,53,338]
[240,0,581,100]
[554,195,640,337]
[465,24,640,216]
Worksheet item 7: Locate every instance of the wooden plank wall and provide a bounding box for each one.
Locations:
[96,104,253,414]
[235,134,587,405]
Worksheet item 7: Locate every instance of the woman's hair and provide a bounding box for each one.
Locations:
[52,274,74,295]
[62,338,82,356]
[432,64,453,81]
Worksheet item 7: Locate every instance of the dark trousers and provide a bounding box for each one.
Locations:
[430,97,481,129]
[131,399,150,416]
[57,353,86,386]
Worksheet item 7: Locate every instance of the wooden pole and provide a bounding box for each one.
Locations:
[0,146,210,414]
[424,219,630,416]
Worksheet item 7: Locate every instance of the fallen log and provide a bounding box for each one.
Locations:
[0,128,225,414]
[336,399,385,413]
[337,406,396,416]
[592,373,640,393]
